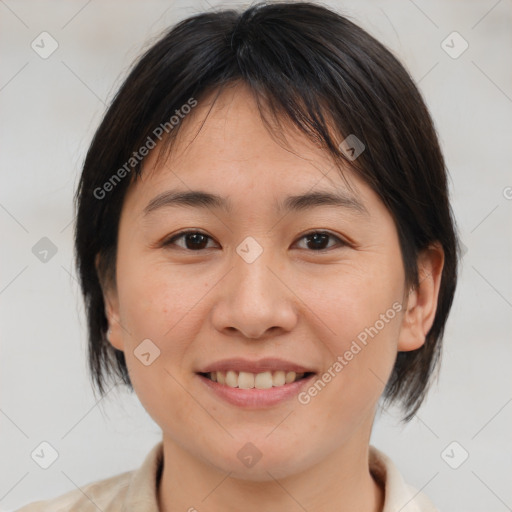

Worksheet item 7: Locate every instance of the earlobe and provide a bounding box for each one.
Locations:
[95,253,124,352]
[104,296,124,351]
[397,243,445,352]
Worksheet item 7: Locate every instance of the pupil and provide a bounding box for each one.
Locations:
[308,233,327,250]
[187,233,207,250]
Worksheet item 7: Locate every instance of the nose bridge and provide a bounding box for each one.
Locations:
[213,235,297,338]
[233,235,279,306]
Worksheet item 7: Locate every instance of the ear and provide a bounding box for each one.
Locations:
[95,253,124,352]
[397,242,445,352]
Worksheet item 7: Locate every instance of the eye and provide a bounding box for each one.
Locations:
[162,230,347,252]
[163,230,217,251]
[294,231,347,251]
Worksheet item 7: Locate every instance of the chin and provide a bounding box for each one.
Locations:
[202,438,316,481]
[218,457,307,482]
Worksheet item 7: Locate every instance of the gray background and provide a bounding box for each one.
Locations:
[1,0,511,511]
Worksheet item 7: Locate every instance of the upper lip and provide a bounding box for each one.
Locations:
[198,358,316,374]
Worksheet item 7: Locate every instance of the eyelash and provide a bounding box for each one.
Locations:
[162,230,349,252]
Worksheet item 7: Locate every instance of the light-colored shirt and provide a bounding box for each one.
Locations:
[15,442,438,511]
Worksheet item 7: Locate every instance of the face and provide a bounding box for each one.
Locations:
[104,83,425,480]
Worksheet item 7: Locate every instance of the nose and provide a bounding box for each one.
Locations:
[211,241,298,340]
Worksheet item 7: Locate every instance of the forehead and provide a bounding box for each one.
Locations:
[124,83,375,215]
[147,85,338,175]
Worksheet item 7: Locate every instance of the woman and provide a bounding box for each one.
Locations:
[18,1,458,510]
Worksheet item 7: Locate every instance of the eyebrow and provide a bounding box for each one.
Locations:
[143,188,368,216]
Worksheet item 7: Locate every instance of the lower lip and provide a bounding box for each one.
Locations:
[198,373,315,408]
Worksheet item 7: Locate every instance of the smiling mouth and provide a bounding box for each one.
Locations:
[198,370,314,389]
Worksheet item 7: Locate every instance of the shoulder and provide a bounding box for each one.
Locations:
[369,445,439,512]
[14,441,164,512]
[14,470,134,512]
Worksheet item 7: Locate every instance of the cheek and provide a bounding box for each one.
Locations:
[314,255,403,343]
[116,252,207,340]
[305,253,404,408]
[114,252,214,411]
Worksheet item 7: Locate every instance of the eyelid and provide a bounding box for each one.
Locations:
[161,229,351,251]
[293,230,348,249]
[162,229,217,249]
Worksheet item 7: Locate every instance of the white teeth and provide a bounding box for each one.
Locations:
[238,371,255,389]
[285,371,296,384]
[225,370,238,388]
[272,370,286,387]
[206,370,308,388]
[254,371,273,389]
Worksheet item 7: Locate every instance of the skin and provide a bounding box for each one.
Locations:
[101,82,444,512]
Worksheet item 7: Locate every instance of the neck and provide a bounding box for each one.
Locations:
[157,436,384,512]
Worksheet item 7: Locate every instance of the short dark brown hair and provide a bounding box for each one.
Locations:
[74,1,459,421]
